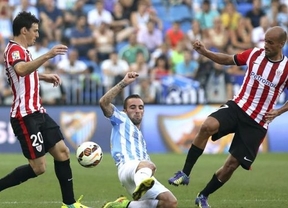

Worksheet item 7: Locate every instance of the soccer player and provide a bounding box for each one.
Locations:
[99,72,177,208]
[0,11,90,208]
[168,26,288,208]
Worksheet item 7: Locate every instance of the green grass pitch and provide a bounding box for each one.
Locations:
[0,153,287,208]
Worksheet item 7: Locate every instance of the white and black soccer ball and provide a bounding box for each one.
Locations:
[76,141,103,168]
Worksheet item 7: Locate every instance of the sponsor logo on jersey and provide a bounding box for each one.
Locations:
[12,51,20,60]
[250,72,276,88]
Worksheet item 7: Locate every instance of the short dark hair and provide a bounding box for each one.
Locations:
[13,11,39,36]
[123,94,143,109]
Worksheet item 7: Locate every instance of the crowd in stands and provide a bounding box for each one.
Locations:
[0,0,288,105]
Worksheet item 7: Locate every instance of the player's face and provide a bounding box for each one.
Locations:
[124,98,144,126]
[26,23,39,47]
[264,31,282,59]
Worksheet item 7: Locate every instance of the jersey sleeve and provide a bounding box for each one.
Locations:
[109,106,126,126]
[7,45,26,67]
[234,48,253,66]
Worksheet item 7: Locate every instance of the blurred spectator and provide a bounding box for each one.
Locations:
[130,0,162,31]
[193,0,226,12]
[195,0,220,32]
[56,49,89,103]
[170,40,186,72]
[9,0,36,9]
[205,63,233,104]
[245,0,266,30]
[130,51,150,77]
[132,77,157,103]
[62,9,77,38]
[194,56,213,88]
[252,15,270,48]
[92,22,114,62]
[150,56,172,81]
[266,0,280,26]
[228,17,252,54]
[175,50,199,79]
[101,51,129,92]
[29,36,50,73]
[206,16,229,52]
[0,81,13,105]
[149,43,173,68]
[38,0,63,42]
[186,20,204,60]
[103,0,117,12]
[56,0,77,10]
[12,0,39,19]
[40,64,66,105]
[118,33,149,64]
[110,2,135,43]
[71,0,86,17]
[87,0,112,30]
[165,21,185,49]
[220,1,241,30]
[70,14,94,60]
[137,20,163,52]
[118,0,140,19]
[187,20,204,43]
[276,3,288,32]
[0,2,12,42]
[150,55,172,93]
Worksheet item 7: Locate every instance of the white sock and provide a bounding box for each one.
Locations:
[134,167,152,186]
[128,199,158,208]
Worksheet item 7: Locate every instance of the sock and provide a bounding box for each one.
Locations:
[200,174,224,197]
[128,199,158,208]
[134,167,152,186]
[0,164,37,191]
[54,159,75,205]
[182,144,203,176]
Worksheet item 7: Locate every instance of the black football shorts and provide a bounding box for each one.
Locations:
[10,112,64,159]
[209,100,267,170]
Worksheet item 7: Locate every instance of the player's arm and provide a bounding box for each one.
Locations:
[14,45,68,76]
[99,72,139,117]
[265,101,288,123]
[192,40,235,65]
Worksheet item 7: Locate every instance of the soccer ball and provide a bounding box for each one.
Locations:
[76,141,103,168]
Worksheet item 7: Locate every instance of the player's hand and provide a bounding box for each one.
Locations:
[42,73,62,87]
[192,40,206,54]
[265,109,280,123]
[48,44,68,58]
[123,71,139,85]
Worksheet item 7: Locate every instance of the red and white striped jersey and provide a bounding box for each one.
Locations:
[4,40,45,118]
[233,47,288,128]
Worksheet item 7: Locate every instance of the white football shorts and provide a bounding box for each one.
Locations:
[117,160,171,200]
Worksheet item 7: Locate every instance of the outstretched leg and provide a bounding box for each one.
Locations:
[169,117,220,186]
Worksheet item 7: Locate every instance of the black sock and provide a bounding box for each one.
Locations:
[0,164,37,191]
[182,144,203,176]
[54,159,75,205]
[200,174,224,197]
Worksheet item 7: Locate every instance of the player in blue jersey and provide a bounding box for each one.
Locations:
[99,71,177,208]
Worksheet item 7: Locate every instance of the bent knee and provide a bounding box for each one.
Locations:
[32,164,46,175]
[166,198,177,208]
[201,118,219,135]
[158,192,178,208]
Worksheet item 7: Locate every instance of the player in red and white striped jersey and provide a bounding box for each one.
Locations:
[168,26,288,207]
[0,12,90,208]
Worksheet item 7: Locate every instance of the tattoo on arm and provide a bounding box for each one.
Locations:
[100,80,127,117]
[118,81,127,88]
